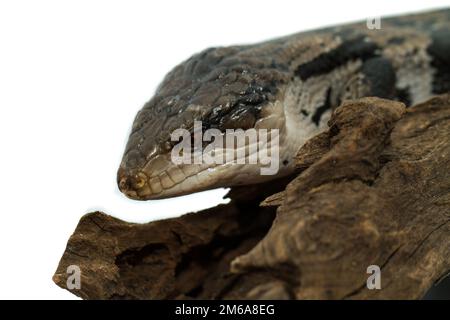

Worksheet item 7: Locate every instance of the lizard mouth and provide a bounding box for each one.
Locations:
[117,139,289,200]
[118,158,270,200]
[118,162,209,200]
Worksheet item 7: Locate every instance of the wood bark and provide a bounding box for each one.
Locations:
[53,95,450,299]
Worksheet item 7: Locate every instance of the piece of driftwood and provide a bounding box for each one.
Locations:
[53,95,450,299]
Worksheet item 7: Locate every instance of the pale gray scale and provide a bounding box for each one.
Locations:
[381,31,435,105]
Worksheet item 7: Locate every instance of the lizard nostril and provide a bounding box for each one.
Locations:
[132,175,146,189]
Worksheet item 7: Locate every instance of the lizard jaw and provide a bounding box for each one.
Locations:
[117,92,321,200]
[117,129,299,200]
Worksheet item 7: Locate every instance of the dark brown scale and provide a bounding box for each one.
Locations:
[428,27,450,94]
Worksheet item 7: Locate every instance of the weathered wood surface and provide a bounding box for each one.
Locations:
[53,95,450,299]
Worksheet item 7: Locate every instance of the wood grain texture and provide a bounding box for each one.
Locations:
[54,95,450,299]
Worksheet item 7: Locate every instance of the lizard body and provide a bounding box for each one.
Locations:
[118,8,450,200]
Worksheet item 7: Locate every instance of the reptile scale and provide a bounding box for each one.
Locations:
[117,8,450,200]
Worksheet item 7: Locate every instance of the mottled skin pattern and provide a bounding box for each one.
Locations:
[118,8,450,200]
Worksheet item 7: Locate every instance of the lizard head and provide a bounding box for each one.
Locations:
[118,46,295,200]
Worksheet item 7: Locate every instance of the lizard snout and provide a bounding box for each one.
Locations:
[117,168,147,199]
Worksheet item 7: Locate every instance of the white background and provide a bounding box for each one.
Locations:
[0,0,448,299]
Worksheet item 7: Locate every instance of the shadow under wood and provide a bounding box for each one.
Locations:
[423,273,450,300]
